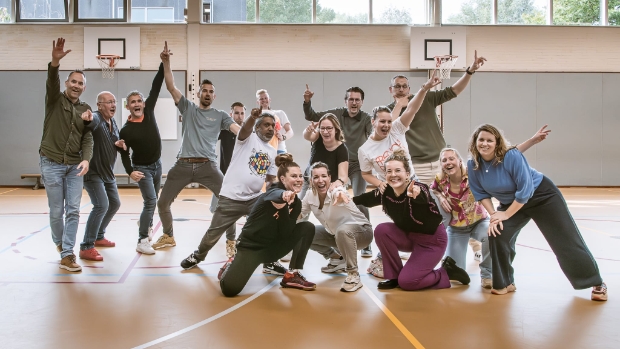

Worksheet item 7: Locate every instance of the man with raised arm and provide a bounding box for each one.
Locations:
[303,85,374,257]
[180,108,277,270]
[118,47,166,256]
[154,42,241,251]
[40,38,92,272]
[78,92,125,262]
[387,51,487,185]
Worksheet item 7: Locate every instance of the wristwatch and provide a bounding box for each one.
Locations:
[282,135,286,141]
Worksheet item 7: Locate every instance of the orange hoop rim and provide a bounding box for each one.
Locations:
[96,54,121,68]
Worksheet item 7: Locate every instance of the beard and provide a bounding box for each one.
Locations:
[257,132,272,143]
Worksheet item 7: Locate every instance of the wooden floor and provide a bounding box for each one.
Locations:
[0,187,618,349]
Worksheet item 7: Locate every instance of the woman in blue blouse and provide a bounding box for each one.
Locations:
[467,124,607,301]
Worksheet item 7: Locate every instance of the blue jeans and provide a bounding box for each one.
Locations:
[39,155,84,258]
[134,160,162,241]
[81,173,121,250]
[445,218,492,279]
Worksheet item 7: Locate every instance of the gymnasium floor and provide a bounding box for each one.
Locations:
[0,186,618,349]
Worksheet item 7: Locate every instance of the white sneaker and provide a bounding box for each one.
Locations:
[148,226,154,242]
[136,238,155,255]
[280,250,292,262]
[226,239,237,258]
[341,271,363,292]
[321,257,346,273]
[399,252,411,260]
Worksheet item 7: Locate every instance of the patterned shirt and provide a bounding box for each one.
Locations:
[430,173,488,227]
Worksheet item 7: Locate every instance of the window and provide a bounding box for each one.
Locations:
[372,0,427,25]
[553,0,600,25]
[131,0,186,23]
[610,0,620,25]
[17,0,67,21]
[0,0,11,23]
[498,0,546,24]
[203,1,211,23]
[258,0,311,23]
[316,0,369,24]
[75,0,126,22]
[246,0,255,22]
[442,0,492,24]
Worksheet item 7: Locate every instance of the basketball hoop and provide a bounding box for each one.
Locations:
[96,55,120,79]
[434,55,458,80]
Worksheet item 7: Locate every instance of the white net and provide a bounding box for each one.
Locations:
[434,55,458,80]
[96,55,119,79]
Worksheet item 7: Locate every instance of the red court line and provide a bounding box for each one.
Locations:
[516,243,620,262]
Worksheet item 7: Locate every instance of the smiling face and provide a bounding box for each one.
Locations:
[96,92,116,120]
[280,166,304,193]
[126,93,145,119]
[440,149,462,177]
[345,91,363,116]
[476,130,497,161]
[64,72,86,101]
[311,166,331,196]
[385,159,410,192]
[318,118,336,143]
[372,111,392,140]
[257,92,271,110]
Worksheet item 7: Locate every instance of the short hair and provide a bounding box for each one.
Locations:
[126,90,144,101]
[371,106,392,120]
[66,70,86,84]
[230,102,245,110]
[391,75,408,86]
[256,89,269,98]
[201,79,214,88]
[255,113,275,128]
[96,91,115,103]
[344,87,364,101]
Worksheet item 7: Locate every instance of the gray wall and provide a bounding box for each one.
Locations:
[0,70,185,186]
[2,70,619,186]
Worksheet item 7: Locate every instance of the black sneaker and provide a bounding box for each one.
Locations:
[263,261,287,276]
[442,256,471,285]
[180,253,200,270]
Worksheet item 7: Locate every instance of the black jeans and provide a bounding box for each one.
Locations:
[491,176,602,290]
[220,221,315,297]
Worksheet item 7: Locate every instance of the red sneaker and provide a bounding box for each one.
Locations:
[79,248,103,261]
[218,257,234,281]
[280,271,316,291]
[94,238,116,247]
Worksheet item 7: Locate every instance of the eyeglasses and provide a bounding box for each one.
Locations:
[391,85,409,90]
[98,101,117,105]
[347,98,362,103]
[319,127,334,132]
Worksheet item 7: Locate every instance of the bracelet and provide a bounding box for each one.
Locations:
[466,67,475,75]
[335,178,344,185]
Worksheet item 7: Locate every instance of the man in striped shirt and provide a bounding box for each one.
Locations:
[79,92,125,261]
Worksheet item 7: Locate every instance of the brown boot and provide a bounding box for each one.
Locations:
[60,254,82,272]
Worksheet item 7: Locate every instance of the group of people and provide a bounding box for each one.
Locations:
[40,39,607,301]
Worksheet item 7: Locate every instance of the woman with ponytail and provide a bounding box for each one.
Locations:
[219,153,317,297]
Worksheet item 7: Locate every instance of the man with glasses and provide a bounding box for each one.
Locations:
[78,92,125,261]
[303,85,374,257]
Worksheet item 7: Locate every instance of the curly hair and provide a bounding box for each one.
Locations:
[384,149,412,174]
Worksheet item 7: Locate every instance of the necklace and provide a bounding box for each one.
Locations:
[482,160,492,173]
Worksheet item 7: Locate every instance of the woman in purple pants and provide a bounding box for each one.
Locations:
[338,149,470,290]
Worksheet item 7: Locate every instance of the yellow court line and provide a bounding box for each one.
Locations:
[0,188,19,195]
[362,286,425,349]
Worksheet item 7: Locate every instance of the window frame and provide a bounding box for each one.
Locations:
[73,0,127,23]
[16,0,68,22]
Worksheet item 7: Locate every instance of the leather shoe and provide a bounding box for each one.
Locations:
[377,279,399,289]
[442,256,471,285]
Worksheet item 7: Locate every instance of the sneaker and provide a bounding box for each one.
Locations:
[591,282,608,301]
[218,257,234,280]
[280,271,316,291]
[79,248,103,261]
[360,246,373,258]
[136,238,155,255]
[263,261,287,276]
[180,252,200,270]
[491,283,517,295]
[152,234,176,250]
[442,256,471,285]
[280,251,293,262]
[94,238,116,247]
[321,257,346,273]
[341,271,363,292]
[59,254,82,272]
[367,257,384,278]
[399,252,411,260]
[56,244,62,253]
[225,240,237,258]
[481,278,493,289]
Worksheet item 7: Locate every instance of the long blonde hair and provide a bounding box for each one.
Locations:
[437,147,467,181]
[468,124,514,170]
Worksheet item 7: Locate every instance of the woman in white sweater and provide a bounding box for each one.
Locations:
[299,162,373,292]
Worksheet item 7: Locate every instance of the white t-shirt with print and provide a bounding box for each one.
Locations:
[263,109,290,152]
[358,118,415,182]
[220,132,277,201]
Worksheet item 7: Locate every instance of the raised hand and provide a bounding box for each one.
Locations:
[81,110,93,122]
[115,139,127,151]
[160,41,173,63]
[422,70,442,90]
[51,38,71,66]
[303,84,314,103]
[469,50,487,72]
[250,107,262,120]
[305,121,318,133]
[531,124,551,144]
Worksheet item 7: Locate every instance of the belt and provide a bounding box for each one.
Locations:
[179,157,210,163]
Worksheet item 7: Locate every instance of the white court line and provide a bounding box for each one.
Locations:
[131,279,279,349]
[0,188,18,195]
